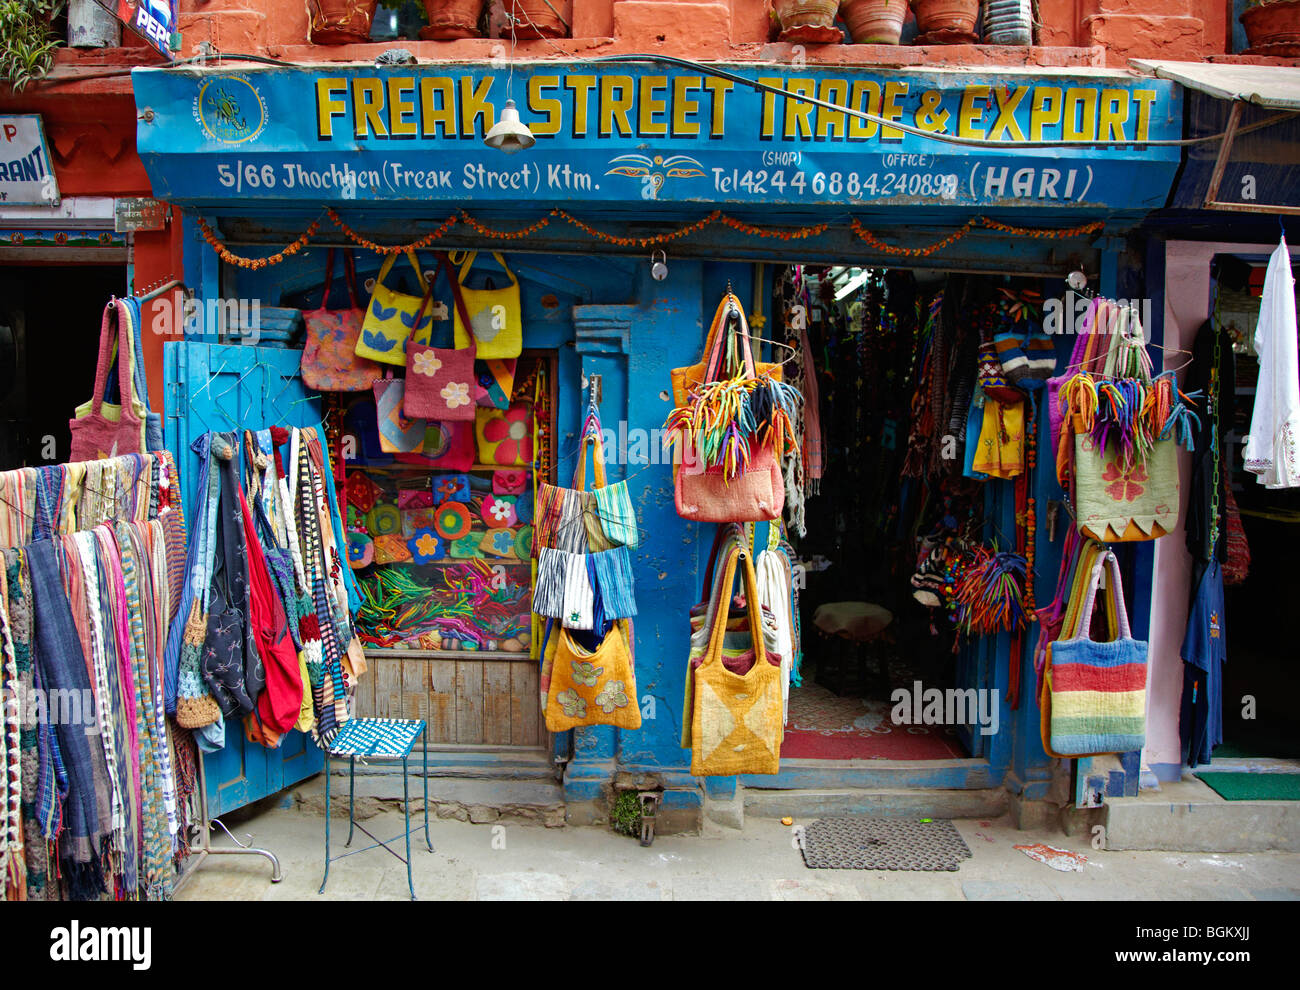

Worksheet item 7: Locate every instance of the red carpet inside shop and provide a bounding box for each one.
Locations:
[782,681,967,761]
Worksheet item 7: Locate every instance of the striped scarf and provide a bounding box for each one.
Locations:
[296,435,349,745]
[0,558,24,900]
[69,533,128,880]
[112,524,172,898]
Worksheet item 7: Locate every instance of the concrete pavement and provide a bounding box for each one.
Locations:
[173,799,1300,901]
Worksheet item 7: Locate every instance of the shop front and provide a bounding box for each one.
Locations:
[130,58,1183,830]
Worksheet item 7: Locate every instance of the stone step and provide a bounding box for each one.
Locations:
[293,774,566,828]
[743,787,1009,821]
[1104,768,1300,853]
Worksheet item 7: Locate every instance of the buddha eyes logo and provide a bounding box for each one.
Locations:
[195,76,267,145]
[605,154,705,200]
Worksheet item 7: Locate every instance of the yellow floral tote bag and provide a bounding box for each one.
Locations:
[544,619,640,732]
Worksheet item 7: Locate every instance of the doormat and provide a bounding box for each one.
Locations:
[1195,772,1300,801]
[799,817,972,872]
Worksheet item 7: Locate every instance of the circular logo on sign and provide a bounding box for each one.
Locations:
[195,76,267,145]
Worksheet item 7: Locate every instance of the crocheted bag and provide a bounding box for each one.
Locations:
[1042,551,1147,758]
[688,543,783,775]
[70,299,144,461]
[301,249,381,392]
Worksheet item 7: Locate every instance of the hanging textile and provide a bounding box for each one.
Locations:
[0,452,186,901]
[1243,235,1300,488]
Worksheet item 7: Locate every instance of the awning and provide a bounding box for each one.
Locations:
[1130,59,1300,111]
[1132,60,1300,215]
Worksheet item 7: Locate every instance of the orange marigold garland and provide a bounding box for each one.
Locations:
[195,215,320,269]
[193,209,1109,266]
[326,208,458,253]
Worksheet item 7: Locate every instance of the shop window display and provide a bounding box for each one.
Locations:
[344,354,552,657]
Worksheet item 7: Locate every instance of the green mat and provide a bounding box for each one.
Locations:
[1195,772,1300,801]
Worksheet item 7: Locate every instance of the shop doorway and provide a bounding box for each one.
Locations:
[772,264,1045,763]
[0,264,127,470]
[1209,252,1300,761]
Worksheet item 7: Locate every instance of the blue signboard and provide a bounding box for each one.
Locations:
[132,63,1181,211]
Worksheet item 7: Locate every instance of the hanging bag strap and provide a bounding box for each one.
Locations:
[457,250,519,289]
[90,299,135,419]
[702,545,768,671]
[1072,551,1131,642]
[702,546,741,666]
[317,249,363,311]
[373,248,428,297]
[571,413,608,492]
[703,294,757,384]
[436,251,476,352]
[698,522,744,603]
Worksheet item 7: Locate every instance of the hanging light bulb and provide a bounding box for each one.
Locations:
[483,99,535,154]
[483,17,533,155]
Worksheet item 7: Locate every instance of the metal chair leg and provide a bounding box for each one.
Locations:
[319,754,331,895]
[346,756,356,848]
[403,756,415,900]
[422,727,433,853]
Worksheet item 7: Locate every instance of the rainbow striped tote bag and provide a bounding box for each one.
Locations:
[1043,551,1148,758]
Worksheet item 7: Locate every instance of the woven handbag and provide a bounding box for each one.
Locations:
[404,254,476,421]
[671,296,785,522]
[301,249,381,391]
[1042,551,1147,758]
[452,251,523,360]
[544,619,641,732]
[688,542,783,775]
[681,525,749,748]
[70,299,144,461]
[675,441,783,522]
[1075,433,1178,542]
[356,249,434,366]
[671,291,782,408]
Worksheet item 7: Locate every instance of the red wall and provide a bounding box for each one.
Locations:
[0,60,184,413]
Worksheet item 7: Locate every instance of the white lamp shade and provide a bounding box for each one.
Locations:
[483,100,535,154]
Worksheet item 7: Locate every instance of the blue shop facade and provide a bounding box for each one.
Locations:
[132,59,1183,830]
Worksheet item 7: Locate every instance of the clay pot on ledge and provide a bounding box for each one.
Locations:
[841,0,907,44]
[773,0,844,44]
[307,0,380,44]
[1241,0,1300,51]
[911,0,978,34]
[504,0,571,39]
[421,0,485,39]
